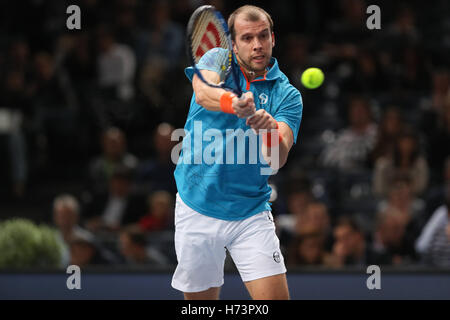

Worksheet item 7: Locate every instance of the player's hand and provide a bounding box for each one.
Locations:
[246,109,277,134]
[232,91,256,118]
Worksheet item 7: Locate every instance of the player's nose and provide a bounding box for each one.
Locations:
[252,38,263,50]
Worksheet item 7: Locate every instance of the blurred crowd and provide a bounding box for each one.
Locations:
[0,0,449,269]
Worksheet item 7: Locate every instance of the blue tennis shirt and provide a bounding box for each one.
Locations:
[174,48,303,220]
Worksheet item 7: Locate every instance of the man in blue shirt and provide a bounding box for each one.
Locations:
[172,5,303,300]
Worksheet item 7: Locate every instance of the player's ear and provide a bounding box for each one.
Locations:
[232,40,238,54]
[271,32,275,48]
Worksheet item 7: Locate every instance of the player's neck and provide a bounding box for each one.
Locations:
[241,66,267,81]
[236,56,267,81]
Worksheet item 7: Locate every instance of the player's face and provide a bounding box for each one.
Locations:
[232,15,275,74]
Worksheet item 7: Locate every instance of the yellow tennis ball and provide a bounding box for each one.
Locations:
[301,68,324,89]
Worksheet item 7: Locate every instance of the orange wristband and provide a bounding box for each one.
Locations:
[263,122,283,147]
[220,92,236,114]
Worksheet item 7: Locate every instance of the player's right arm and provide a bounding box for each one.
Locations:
[192,70,255,118]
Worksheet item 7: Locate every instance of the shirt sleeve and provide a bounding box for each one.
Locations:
[415,206,448,254]
[185,48,229,82]
[273,86,303,144]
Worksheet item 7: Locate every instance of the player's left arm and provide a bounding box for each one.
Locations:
[246,86,302,170]
[246,111,293,169]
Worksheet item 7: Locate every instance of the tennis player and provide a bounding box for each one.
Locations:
[172,5,303,300]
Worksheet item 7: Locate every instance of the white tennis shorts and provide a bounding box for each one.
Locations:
[171,193,287,293]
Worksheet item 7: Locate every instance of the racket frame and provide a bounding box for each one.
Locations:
[186,5,243,98]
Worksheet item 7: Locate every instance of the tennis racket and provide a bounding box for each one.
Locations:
[186,5,243,98]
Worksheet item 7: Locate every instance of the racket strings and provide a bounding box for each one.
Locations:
[191,11,230,64]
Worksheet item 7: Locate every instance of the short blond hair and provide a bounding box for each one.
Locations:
[228,5,274,41]
[53,194,80,215]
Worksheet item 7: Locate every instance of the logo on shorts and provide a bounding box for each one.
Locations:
[273,251,281,263]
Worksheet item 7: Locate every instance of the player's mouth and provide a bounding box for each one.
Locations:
[252,55,265,63]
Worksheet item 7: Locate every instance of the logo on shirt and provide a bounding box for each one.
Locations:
[273,251,281,263]
[259,93,268,105]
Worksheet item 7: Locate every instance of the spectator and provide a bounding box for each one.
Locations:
[429,69,449,116]
[282,34,312,89]
[372,207,417,265]
[60,32,96,90]
[292,201,333,252]
[6,39,31,74]
[69,232,117,267]
[321,96,377,171]
[276,180,314,248]
[30,51,80,166]
[0,69,29,197]
[84,166,146,233]
[96,24,136,102]
[415,184,450,267]
[287,232,327,266]
[426,97,450,182]
[118,226,169,266]
[136,0,184,69]
[369,106,404,166]
[378,174,426,223]
[89,127,138,194]
[377,174,426,251]
[136,122,177,194]
[136,1,184,108]
[137,191,174,232]
[425,157,450,216]
[373,128,429,196]
[325,216,390,267]
[114,3,139,50]
[53,194,93,266]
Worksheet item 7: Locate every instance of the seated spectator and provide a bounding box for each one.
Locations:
[293,201,334,251]
[321,95,377,172]
[52,194,93,266]
[136,123,177,194]
[83,166,146,233]
[118,226,169,266]
[89,127,138,194]
[373,128,429,197]
[137,191,174,232]
[425,157,450,216]
[372,207,417,265]
[426,98,450,183]
[369,106,404,166]
[415,184,450,268]
[287,232,327,266]
[31,51,78,164]
[377,174,426,252]
[96,24,136,102]
[295,202,331,235]
[325,216,390,267]
[69,232,118,267]
[0,69,29,197]
[136,1,184,107]
[276,181,314,248]
[378,174,426,223]
[136,1,183,69]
